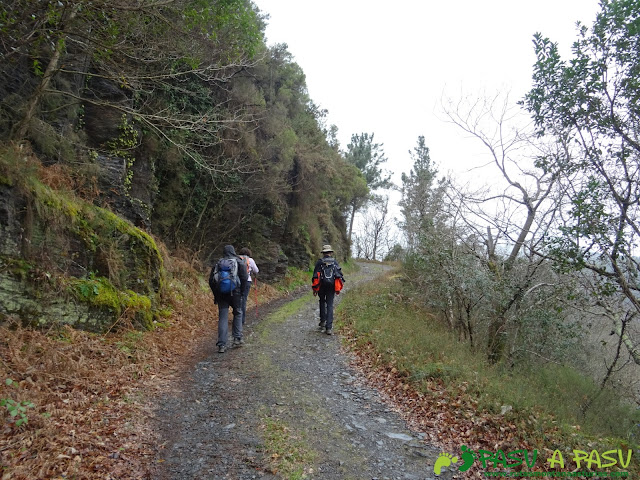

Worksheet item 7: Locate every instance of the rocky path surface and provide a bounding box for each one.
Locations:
[150,263,453,480]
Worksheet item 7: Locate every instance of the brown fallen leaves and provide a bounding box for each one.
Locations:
[338,325,601,479]
[0,320,164,479]
[0,260,283,479]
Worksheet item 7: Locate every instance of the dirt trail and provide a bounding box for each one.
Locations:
[150,263,453,480]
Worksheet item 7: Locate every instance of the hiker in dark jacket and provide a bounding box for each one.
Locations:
[312,244,344,335]
[209,244,248,353]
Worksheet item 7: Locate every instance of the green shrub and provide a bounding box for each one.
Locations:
[1,379,35,428]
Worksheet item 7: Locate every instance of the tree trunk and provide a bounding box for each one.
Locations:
[348,202,357,244]
[466,303,474,349]
[487,312,508,364]
[13,7,79,141]
[614,315,640,365]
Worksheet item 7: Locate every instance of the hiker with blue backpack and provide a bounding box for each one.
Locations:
[209,245,249,353]
[311,245,344,335]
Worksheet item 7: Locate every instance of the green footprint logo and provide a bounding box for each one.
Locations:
[434,452,458,475]
[458,445,475,472]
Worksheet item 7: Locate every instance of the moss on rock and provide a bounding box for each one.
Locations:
[0,144,166,333]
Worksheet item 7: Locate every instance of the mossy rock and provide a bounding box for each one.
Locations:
[0,257,157,333]
[19,178,165,298]
[0,146,165,333]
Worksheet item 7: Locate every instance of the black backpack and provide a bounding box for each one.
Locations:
[320,259,337,288]
[210,257,240,295]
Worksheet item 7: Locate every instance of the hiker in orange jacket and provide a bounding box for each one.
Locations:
[311,244,344,336]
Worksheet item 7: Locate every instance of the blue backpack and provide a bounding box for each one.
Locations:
[212,257,239,294]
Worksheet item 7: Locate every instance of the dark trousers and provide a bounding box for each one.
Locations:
[318,287,335,330]
[216,293,242,347]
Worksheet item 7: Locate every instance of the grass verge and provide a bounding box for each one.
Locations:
[259,409,316,479]
[336,268,639,476]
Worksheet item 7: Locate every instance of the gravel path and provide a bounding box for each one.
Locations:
[150,263,454,480]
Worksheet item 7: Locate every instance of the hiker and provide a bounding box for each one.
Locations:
[238,247,259,325]
[209,244,248,353]
[312,244,344,335]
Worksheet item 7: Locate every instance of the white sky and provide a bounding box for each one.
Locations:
[255,1,599,173]
[253,1,601,245]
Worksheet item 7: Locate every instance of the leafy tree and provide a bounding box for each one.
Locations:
[152,40,358,258]
[344,133,391,190]
[384,243,405,262]
[400,136,440,250]
[523,0,640,365]
[343,132,391,243]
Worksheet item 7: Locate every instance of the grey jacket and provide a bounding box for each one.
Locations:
[209,245,249,301]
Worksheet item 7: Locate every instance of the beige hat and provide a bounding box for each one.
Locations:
[321,244,334,253]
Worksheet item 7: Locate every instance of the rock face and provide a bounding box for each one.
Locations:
[283,240,311,271]
[0,270,116,332]
[95,154,152,230]
[0,69,164,332]
[0,161,164,333]
[255,242,289,283]
[83,76,130,146]
[0,182,24,259]
[0,60,349,332]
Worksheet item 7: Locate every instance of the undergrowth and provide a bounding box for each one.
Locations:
[278,266,312,292]
[336,268,639,474]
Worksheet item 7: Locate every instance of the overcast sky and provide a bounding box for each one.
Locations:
[254,1,600,184]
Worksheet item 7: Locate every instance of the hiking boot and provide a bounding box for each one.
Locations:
[218,345,226,353]
[325,329,333,336]
[318,321,326,332]
[233,338,244,347]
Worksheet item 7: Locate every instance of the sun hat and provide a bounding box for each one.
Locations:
[321,244,334,253]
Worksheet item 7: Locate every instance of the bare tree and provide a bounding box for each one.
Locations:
[442,92,563,363]
[354,197,392,261]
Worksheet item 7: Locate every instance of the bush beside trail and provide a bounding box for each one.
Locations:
[336,268,638,477]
